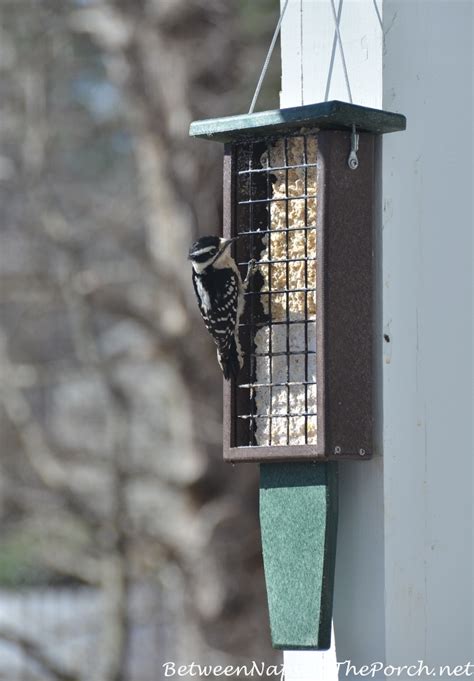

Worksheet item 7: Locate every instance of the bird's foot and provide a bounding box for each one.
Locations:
[244,259,257,289]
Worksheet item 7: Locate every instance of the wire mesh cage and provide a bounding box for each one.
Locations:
[233,135,318,449]
[191,101,406,463]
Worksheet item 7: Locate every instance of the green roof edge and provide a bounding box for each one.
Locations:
[189,100,406,142]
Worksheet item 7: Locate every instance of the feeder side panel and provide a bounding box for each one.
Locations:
[318,130,375,457]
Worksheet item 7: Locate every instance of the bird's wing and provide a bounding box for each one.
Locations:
[192,268,240,354]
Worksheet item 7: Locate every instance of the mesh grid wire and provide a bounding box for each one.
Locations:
[233,133,318,447]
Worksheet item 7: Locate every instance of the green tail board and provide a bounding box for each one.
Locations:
[259,462,338,650]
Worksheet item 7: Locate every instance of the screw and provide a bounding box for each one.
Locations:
[334,446,342,454]
[359,448,366,456]
[348,153,359,170]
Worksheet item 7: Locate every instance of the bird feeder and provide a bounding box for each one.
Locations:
[191,101,406,463]
[190,101,406,650]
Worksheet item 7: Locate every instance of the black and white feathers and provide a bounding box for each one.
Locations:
[189,236,244,380]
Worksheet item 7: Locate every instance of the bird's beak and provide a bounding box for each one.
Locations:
[221,236,239,252]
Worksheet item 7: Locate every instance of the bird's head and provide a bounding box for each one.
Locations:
[188,235,237,272]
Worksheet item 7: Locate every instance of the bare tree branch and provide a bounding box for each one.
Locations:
[0,335,103,531]
[0,628,79,681]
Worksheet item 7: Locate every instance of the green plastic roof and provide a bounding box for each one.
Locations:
[189,100,406,143]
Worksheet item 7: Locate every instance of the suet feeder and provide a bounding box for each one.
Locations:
[190,101,406,649]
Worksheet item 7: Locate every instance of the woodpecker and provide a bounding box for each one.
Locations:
[188,235,253,380]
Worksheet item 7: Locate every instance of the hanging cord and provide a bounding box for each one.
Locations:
[249,0,290,114]
[329,0,353,103]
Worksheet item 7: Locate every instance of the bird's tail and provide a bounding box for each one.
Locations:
[218,335,241,381]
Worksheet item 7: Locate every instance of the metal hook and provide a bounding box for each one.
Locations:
[348,123,359,170]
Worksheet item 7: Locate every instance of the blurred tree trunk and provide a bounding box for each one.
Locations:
[0,0,279,675]
[72,0,276,663]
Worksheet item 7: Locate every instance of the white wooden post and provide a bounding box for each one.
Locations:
[281,1,473,678]
[381,0,473,666]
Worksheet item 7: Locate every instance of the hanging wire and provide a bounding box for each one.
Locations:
[299,0,304,105]
[372,0,383,31]
[324,0,343,101]
[250,0,383,114]
[329,0,353,103]
[249,0,290,114]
